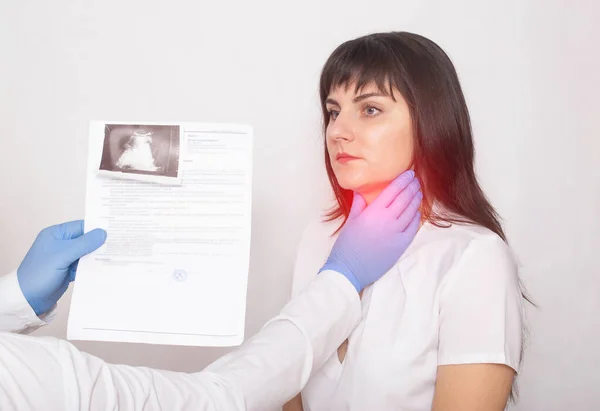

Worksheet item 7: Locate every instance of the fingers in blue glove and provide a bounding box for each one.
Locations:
[371,169,416,209]
[64,228,107,263]
[17,220,107,316]
[49,276,71,306]
[54,220,86,240]
[399,210,422,238]
[348,192,368,219]
[68,261,79,282]
[388,178,421,218]
[64,225,106,281]
[321,169,424,294]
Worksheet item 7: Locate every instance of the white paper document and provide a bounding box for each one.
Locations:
[67,121,253,346]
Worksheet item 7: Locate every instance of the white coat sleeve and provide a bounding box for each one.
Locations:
[0,271,56,334]
[0,270,361,411]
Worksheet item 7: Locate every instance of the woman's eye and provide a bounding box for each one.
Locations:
[328,109,340,120]
[364,106,381,116]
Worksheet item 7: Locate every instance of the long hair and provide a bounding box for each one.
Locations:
[318,31,532,401]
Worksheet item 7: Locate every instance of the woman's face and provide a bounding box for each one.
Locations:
[325,82,414,204]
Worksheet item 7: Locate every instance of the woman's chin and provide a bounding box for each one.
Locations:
[337,179,364,193]
[338,179,391,205]
[336,175,375,192]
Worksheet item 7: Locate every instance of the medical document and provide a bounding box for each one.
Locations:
[67,121,253,346]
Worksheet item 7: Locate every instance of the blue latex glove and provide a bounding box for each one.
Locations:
[17,220,107,316]
[320,170,423,293]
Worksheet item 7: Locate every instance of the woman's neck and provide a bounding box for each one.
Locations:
[359,183,388,206]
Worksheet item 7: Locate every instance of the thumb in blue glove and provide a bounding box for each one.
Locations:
[17,220,107,316]
[320,170,423,293]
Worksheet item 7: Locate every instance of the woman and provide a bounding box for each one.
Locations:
[284,32,527,411]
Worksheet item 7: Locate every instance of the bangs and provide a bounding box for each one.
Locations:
[320,35,410,103]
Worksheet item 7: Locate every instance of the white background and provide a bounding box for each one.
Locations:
[1,1,598,410]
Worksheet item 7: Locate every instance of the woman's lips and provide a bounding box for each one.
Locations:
[336,153,360,163]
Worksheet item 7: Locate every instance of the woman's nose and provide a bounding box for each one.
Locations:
[328,112,355,142]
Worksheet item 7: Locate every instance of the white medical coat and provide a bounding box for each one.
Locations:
[0,269,361,410]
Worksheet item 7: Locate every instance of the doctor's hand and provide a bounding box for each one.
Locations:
[17,220,107,316]
[320,170,422,293]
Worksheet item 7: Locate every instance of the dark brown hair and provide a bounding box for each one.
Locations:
[319,31,531,401]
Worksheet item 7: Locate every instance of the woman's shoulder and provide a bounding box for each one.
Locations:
[414,221,518,288]
[416,220,511,255]
[401,221,517,287]
[449,222,517,272]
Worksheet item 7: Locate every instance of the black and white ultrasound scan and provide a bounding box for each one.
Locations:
[99,124,181,183]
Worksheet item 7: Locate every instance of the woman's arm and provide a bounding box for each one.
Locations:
[283,394,305,411]
[432,364,515,411]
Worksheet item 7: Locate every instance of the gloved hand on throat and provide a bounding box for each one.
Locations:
[320,170,423,293]
[17,220,107,316]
